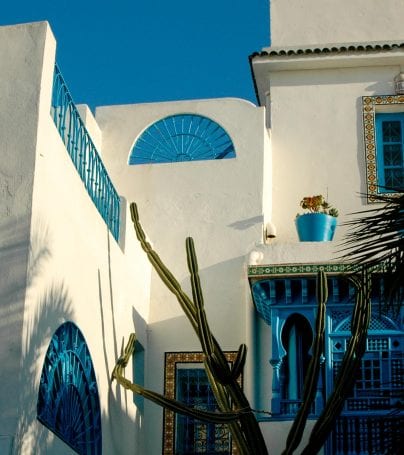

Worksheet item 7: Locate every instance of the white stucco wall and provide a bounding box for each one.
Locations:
[270,0,404,47]
[251,0,404,252]
[0,21,51,454]
[96,98,268,453]
[20,117,151,454]
[0,21,151,455]
[260,64,403,248]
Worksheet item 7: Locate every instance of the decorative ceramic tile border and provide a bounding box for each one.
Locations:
[362,95,404,202]
[163,351,240,455]
[248,263,354,278]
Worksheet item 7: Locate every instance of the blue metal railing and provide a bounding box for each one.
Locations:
[51,64,120,241]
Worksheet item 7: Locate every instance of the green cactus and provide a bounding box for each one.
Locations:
[112,203,268,455]
[300,269,372,455]
[112,334,241,424]
[282,270,328,455]
[113,203,374,455]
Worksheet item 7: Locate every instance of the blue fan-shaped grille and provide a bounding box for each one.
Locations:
[129,114,236,164]
[37,322,102,455]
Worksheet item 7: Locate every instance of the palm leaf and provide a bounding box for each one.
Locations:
[341,189,404,313]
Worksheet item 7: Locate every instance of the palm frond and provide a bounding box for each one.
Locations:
[341,189,404,313]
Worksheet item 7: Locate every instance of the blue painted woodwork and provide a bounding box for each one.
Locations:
[329,314,403,454]
[133,340,145,412]
[175,368,232,454]
[375,112,404,191]
[330,414,403,454]
[129,114,236,164]
[51,65,120,241]
[37,322,102,455]
[251,273,403,453]
[295,213,337,241]
[282,315,312,404]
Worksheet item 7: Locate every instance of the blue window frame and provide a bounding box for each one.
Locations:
[362,95,404,201]
[281,314,313,414]
[252,276,326,418]
[375,112,404,191]
[133,340,145,412]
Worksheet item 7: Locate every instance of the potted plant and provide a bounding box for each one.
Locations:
[295,195,339,241]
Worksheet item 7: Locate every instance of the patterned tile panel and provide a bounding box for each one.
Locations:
[163,352,240,455]
[362,95,404,201]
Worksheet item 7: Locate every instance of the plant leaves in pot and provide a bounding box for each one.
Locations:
[295,195,338,241]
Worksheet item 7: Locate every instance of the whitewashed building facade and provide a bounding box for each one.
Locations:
[0,1,403,454]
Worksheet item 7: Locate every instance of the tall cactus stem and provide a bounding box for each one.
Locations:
[282,270,328,455]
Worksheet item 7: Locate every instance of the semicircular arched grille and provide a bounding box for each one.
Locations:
[129,114,236,164]
[334,314,398,333]
[37,322,102,455]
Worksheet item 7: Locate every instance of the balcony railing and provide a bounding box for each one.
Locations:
[51,64,120,241]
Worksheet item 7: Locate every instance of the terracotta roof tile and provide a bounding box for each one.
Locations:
[249,42,404,60]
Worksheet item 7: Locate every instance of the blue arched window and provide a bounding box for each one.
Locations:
[37,322,102,455]
[251,267,403,453]
[129,114,236,164]
[281,314,313,408]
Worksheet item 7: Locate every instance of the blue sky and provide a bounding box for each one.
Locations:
[1,1,269,110]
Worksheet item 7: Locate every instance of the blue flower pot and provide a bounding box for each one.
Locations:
[295,213,337,242]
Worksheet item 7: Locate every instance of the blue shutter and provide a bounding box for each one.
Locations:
[375,112,404,191]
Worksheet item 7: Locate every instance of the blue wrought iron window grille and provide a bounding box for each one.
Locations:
[128,114,236,164]
[51,64,120,241]
[251,270,404,454]
[176,368,232,454]
[163,352,239,454]
[37,322,102,455]
[375,112,404,191]
[329,322,403,454]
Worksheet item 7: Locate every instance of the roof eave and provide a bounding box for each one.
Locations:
[250,47,404,106]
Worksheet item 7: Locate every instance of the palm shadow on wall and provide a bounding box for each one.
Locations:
[98,229,144,454]
[11,219,78,453]
[8,218,142,454]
